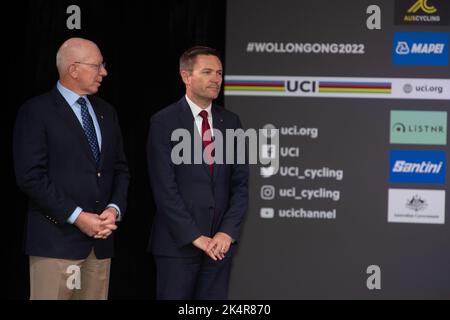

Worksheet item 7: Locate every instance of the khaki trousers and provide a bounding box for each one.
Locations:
[29,249,111,300]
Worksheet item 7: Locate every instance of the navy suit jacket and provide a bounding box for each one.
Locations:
[13,87,129,259]
[147,97,249,258]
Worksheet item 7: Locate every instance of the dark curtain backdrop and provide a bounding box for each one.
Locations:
[4,0,226,299]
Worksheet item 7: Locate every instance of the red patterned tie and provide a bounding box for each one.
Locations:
[199,110,214,175]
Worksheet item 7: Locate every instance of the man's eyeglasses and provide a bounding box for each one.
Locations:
[74,61,106,71]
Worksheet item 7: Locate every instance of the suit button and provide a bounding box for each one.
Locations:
[97,172,101,177]
[95,200,100,204]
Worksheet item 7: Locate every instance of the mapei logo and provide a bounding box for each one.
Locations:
[395,0,450,25]
[389,150,446,184]
[392,32,449,65]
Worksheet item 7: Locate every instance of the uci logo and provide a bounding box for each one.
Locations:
[285,80,317,93]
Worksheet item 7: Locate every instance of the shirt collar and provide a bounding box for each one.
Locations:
[57,81,88,107]
[185,95,212,118]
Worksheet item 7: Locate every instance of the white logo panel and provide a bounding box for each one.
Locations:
[388,189,445,224]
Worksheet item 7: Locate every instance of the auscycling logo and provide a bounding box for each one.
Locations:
[390,110,447,145]
[395,0,450,26]
[389,150,446,184]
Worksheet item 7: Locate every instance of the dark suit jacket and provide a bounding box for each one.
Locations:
[147,97,249,258]
[13,87,129,259]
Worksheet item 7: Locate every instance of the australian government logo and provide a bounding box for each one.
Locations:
[388,188,445,224]
[395,0,450,25]
[405,194,428,212]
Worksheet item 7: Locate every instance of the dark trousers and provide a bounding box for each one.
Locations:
[154,254,232,300]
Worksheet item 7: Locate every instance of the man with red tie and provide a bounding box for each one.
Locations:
[147,46,249,299]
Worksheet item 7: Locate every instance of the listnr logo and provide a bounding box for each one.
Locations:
[392,32,449,66]
[390,110,447,145]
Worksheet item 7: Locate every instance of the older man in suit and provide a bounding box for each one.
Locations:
[147,46,249,299]
[13,38,129,300]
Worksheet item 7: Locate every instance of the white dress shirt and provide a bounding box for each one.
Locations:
[185,95,214,136]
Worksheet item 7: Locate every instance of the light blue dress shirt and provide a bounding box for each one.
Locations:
[56,82,121,223]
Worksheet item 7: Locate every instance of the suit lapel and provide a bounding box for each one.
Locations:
[211,104,225,182]
[52,89,98,166]
[178,97,197,140]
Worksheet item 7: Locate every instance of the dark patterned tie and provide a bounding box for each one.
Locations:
[77,97,100,164]
[199,110,214,175]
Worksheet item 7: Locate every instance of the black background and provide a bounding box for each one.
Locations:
[4,0,226,300]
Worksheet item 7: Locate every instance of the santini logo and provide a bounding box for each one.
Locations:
[392,32,449,66]
[389,150,446,184]
[392,160,443,173]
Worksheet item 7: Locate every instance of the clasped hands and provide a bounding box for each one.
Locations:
[74,207,118,240]
[193,232,232,261]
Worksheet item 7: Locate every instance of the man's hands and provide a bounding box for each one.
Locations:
[74,207,118,239]
[193,232,232,261]
[192,235,213,252]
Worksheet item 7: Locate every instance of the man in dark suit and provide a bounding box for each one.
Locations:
[147,46,249,299]
[13,38,129,300]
